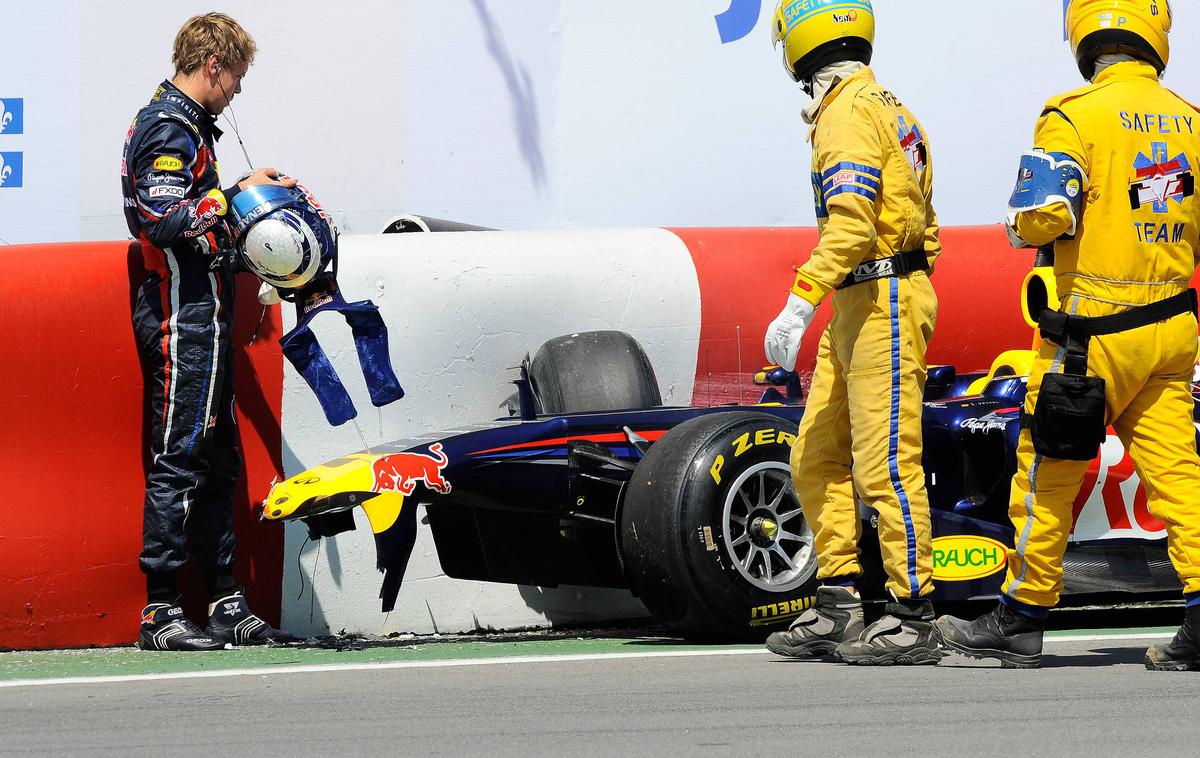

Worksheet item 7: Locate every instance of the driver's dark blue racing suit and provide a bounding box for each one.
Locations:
[121,80,245,600]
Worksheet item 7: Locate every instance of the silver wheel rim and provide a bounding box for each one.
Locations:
[721,461,815,592]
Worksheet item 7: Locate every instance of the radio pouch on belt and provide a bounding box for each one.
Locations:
[1023,289,1198,461]
[1024,338,1106,462]
[280,273,405,426]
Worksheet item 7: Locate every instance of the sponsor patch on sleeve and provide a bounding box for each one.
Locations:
[152,156,184,171]
[829,170,857,188]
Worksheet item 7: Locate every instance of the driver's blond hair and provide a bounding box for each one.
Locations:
[172,13,256,75]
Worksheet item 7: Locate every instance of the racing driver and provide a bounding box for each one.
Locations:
[937,0,1200,671]
[123,13,295,650]
[762,0,943,665]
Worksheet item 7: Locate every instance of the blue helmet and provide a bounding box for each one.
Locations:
[230,182,337,290]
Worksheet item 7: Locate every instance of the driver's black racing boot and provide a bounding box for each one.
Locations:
[138,602,227,651]
[935,602,1044,669]
[1145,605,1200,672]
[205,592,295,646]
[836,596,942,665]
[765,586,864,660]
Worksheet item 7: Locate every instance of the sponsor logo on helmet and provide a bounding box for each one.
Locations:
[153,156,184,171]
[1065,179,1081,198]
[783,0,871,31]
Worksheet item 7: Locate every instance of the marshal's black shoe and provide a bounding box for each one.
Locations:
[765,586,865,660]
[138,602,227,651]
[1145,605,1200,672]
[205,592,295,646]
[935,602,1044,669]
[836,597,942,666]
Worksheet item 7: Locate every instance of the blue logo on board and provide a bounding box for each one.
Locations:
[715,0,762,44]
[0,98,23,134]
[0,152,23,188]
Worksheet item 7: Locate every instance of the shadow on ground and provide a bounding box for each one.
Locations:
[285,600,1184,652]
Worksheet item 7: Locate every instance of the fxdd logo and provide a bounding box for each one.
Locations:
[0,152,23,188]
[0,98,22,134]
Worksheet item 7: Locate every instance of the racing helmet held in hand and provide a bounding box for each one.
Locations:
[770,0,874,83]
[1067,0,1172,80]
[230,183,337,290]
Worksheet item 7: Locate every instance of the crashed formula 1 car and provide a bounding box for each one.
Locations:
[262,263,1191,641]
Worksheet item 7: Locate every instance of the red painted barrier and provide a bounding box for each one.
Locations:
[0,242,284,650]
[0,227,1124,650]
[675,225,1037,404]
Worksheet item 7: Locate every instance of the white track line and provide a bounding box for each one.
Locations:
[1044,631,1169,643]
[0,648,765,689]
[0,631,1172,690]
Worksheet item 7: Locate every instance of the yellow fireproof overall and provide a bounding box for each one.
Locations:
[1006,61,1200,607]
[789,67,941,599]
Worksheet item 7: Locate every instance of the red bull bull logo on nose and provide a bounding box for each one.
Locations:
[372,443,452,496]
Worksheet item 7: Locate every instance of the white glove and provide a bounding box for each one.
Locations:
[257,281,283,305]
[764,292,816,372]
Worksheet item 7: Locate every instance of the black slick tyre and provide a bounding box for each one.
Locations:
[619,411,818,641]
[528,331,661,414]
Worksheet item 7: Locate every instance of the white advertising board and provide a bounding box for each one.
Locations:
[3,1,1198,243]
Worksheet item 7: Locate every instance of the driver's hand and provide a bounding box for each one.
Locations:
[239,167,298,191]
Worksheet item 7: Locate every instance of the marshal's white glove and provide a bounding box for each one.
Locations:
[764,292,816,372]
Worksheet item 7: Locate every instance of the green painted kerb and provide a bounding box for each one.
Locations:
[0,637,758,683]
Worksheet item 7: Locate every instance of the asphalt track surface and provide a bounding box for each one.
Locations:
[2,609,1198,757]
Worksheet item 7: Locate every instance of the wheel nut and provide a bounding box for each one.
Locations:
[751,516,779,541]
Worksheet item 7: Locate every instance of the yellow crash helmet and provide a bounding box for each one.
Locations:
[1067,0,1172,79]
[770,0,874,83]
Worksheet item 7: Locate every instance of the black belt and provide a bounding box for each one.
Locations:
[1037,289,1198,375]
[837,249,929,289]
[1039,289,1197,344]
